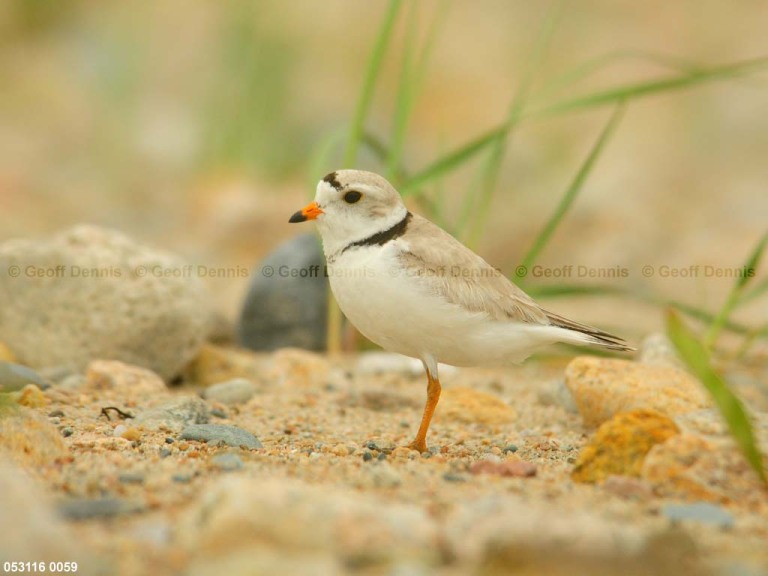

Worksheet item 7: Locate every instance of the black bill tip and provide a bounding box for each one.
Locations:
[288,210,307,223]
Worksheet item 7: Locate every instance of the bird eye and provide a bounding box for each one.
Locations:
[343,191,362,204]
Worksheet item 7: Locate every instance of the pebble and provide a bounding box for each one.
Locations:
[181,424,263,449]
[118,472,146,485]
[0,362,49,392]
[366,439,396,453]
[211,453,244,471]
[565,356,710,427]
[238,233,327,352]
[571,409,679,484]
[183,343,265,387]
[15,383,48,407]
[662,502,735,529]
[134,396,211,430]
[443,473,468,483]
[61,427,74,437]
[113,424,128,437]
[173,473,195,484]
[0,225,210,379]
[438,386,517,425]
[0,408,69,467]
[536,378,578,412]
[86,360,167,395]
[638,332,685,369]
[58,497,144,520]
[469,459,537,478]
[203,378,258,406]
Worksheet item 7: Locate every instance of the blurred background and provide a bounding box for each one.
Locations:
[1,0,767,353]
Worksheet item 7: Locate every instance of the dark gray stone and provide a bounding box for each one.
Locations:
[58,497,143,520]
[181,424,262,449]
[238,233,327,351]
[0,362,49,392]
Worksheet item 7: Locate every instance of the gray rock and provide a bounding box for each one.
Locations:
[238,233,327,351]
[181,424,263,449]
[211,452,244,471]
[537,378,578,412]
[0,225,210,379]
[57,497,144,520]
[134,396,210,430]
[0,361,49,391]
[661,502,734,529]
[638,332,685,369]
[202,378,258,406]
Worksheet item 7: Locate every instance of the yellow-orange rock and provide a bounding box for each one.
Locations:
[572,409,679,484]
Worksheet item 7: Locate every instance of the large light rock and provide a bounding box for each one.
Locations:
[565,357,710,427]
[0,225,210,379]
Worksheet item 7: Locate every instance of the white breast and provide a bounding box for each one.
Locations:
[327,242,561,366]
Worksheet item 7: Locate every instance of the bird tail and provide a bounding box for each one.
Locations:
[544,311,635,352]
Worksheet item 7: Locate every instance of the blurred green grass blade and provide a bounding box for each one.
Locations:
[706,230,768,347]
[465,1,562,248]
[739,276,768,305]
[537,50,703,100]
[387,2,448,184]
[529,55,768,118]
[400,126,507,195]
[666,309,767,484]
[520,102,625,271]
[307,126,347,192]
[343,0,402,167]
[525,283,628,299]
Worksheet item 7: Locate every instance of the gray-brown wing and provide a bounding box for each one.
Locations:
[397,214,549,324]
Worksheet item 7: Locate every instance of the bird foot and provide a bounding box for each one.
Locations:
[406,439,429,453]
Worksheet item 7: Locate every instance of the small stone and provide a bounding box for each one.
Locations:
[0,341,15,361]
[48,409,65,418]
[113,424,128,437]
[58,497,143,520]
[438,386,516,425]
[470,459,537,478]
[165,437,174,444]
[537,378,578,412]
[602,475,654,500]
[365,439,396,453]
[565,357,710,427]
[211,453,244,471]
[181,424,262,449]
[183,344,264,388]
[443,473,468,483]
[120,427,141,442]
[0,362,49,392]
[134,396,210,431]
[118,472,145,485]
[572,409,679,484]
[160,448,172,458]
[202,378,258,406]
[661,502,734,528]
[238,233,327,352]
[210,408,228,419]
[362,452,373,462]
[16,383,48,407]
[61,427,74,438]
[503,444,519,454]
[331,443,349,457]
[173,473,194,484]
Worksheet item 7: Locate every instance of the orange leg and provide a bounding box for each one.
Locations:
[407,370,441,453]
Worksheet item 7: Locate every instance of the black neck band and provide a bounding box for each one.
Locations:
[341,211,412,254]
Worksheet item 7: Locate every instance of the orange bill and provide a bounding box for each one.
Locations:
[289,201,324,223]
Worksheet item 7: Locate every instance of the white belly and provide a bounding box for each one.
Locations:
[327,245,558,366]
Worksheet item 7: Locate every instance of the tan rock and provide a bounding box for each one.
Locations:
[642,433,768,506]
[0,407,68,467]
[572,409,679,484]
[86,359,167,395]
[437,386,517,425]
[0,341,15,362]
[184,344,264,387]
[268,348,330,388]
[15,383,48,408]
[565,357,710,427]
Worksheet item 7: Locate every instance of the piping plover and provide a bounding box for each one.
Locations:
[290,170,633,452]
